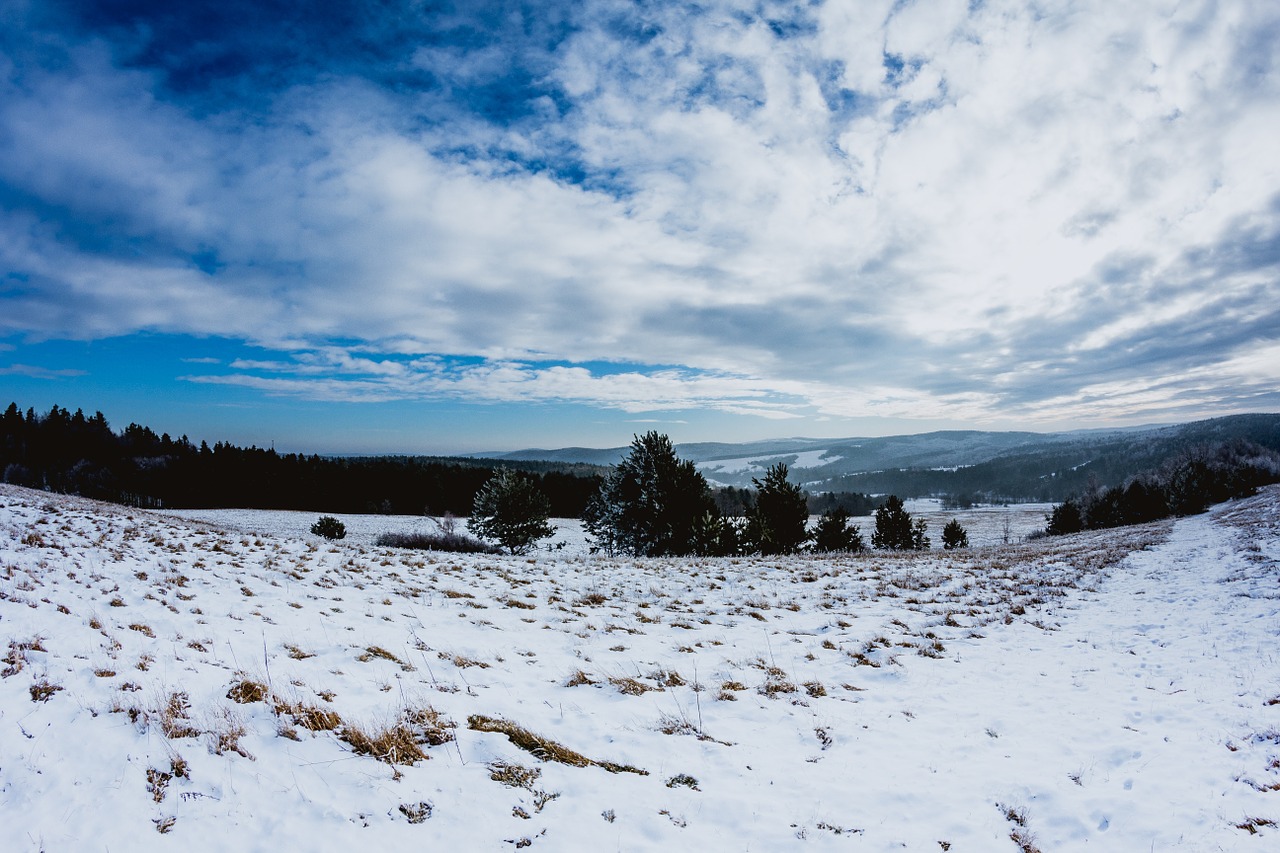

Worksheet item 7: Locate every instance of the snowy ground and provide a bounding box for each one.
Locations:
[2,483,1278,851]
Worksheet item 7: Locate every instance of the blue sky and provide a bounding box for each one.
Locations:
[2,0,1278,454]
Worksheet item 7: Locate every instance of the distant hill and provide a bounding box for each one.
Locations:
[475,414,1280,502]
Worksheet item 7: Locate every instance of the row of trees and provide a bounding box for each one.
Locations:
[0,403,602,516]
[469,432,967,556]
[1045,440,1280,535]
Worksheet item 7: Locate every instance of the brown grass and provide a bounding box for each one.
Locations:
[608,675,652,696]
[226,678,269,704]
[339,719,428,766]
[468,714,647,775]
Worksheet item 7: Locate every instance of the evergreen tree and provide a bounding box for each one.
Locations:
[941,518,969,549]
[746,463,809,554]
[583,432,716,556]
[872,495,928,550]
[468,468,556,554]
[811,506,866,553]
[311,516,346,540]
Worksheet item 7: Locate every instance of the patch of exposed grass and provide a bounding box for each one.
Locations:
[29,678,63,703]
[609,675,652,696]
[339,719,428,766]
[226,678,269,704]
[468,715,647,775]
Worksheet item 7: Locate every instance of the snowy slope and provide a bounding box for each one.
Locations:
[2,484,1278,851]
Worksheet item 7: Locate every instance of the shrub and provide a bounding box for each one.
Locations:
[468,468,556,554]
[941,519,969,549]
[310,516,346,540]
[375,531,501,554]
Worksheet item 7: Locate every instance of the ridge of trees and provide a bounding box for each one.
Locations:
[0,402,603,516]
[1044,439,1280,535]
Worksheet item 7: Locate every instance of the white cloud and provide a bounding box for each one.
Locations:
[2,0,1278,431]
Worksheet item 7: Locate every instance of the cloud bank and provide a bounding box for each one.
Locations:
[1,0,1278,431]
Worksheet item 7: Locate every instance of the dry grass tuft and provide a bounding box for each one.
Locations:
[565,669,597,687]
[399,802,433,823]
[665,773,700,790]
[609,675,652,696]
[29,678,64,703]
[158,691,201,739]
[279,701,342,732]
[226,678,269,704]
[339,719,428,766]
[468,714,647,775]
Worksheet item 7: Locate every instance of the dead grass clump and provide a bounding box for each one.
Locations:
[159,692,201,739]
[665,773,700,790]
[440,651,490,669]
[30,678,64,703]
[1237,816,1278,834]
[285,643,315,660]
[609,675,652,696]
[760,678,798,697]
[340,719,428,766]
[146,767,171,803]
[653,668,686,687]
[404,705,456,745]
[399,802,433,823]
[565,669,597,687]
[359,645,403,664]
[468,715,647,775]
[226,678,270,704]
[490,760,542,788]
[576,590,609,606]
[998,804,1043,853]
[208,706,253,759]
[280,701,342,732]
[803,680,827,698]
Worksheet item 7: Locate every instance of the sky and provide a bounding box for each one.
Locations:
[1,0,1278,454]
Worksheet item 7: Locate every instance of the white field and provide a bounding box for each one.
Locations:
[2,483,1279,851]
[161,499,1055,555]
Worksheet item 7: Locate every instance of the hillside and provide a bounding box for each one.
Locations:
[486,413,1280,500]
[2,483,1278,850]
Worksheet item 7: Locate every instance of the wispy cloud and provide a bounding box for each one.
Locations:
[1,0,1277,435]
[0,363,86,380]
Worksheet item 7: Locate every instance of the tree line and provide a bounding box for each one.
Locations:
[1044,439,1280,535]
[0,403,602,516]
[469,431,958,556]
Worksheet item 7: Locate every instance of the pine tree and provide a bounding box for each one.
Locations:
[583,432,717,556]
[872,495,928,550]
[811,506,866,553]
[468,468,556,554]
[747,463,809,554]
[941,518,969,549]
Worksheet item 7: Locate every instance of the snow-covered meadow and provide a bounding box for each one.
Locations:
[2,483,1278,851]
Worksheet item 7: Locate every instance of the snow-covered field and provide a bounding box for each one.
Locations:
[161,499,1054,556]
[2,483,1278,851]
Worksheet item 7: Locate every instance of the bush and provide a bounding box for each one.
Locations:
[375,530,501,554]
[941,518,969,549]
[871,496,928,550]
[311,516,346,540]
[811,507,865,553]
[468,469,556,554]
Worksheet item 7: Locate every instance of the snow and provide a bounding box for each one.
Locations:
[699,449,840,478]
[2,483,1279,851]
